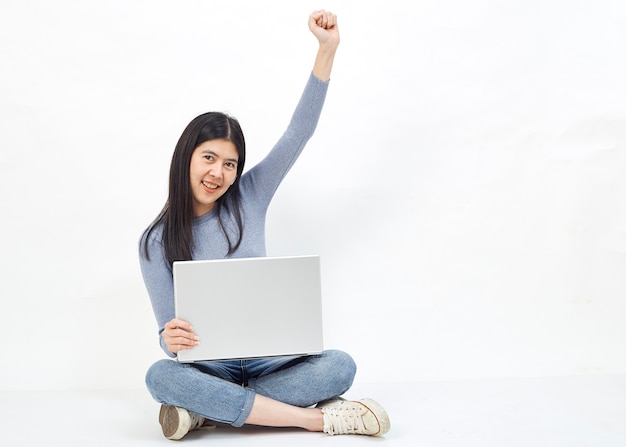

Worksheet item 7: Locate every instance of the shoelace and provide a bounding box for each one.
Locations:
[323,404,368,435]
[188,412,206,431]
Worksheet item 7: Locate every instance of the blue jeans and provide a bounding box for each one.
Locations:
[145,349,356,427]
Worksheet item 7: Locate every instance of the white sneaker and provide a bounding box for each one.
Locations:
[158,404,212,440]
[319,398,391,436]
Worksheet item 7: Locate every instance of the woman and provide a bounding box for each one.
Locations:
[139,10,390,440]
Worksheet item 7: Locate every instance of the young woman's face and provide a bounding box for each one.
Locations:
[189,139,239,216]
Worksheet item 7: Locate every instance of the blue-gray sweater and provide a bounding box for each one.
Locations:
[139,73,329,356]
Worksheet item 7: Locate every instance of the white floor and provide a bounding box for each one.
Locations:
[2,376,625,446]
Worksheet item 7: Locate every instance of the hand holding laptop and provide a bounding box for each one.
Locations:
[163,318,199,355]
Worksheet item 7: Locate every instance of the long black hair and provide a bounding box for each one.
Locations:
[141,112,246,266]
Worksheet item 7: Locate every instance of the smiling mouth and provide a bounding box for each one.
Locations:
[202,180,219,190]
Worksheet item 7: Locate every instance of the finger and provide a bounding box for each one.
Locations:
[165,327,199,341]
[165,334,199,354]
[168,340,197,353]
[172,345,190,352]
[324,11,335,28]
[165,318,194,332]
[167,334,199,346]
[327,13,337,29]
[318,11,328,28]
[172,343,196,352]
[309,10,323,29]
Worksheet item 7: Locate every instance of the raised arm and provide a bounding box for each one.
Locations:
[240,11,339,205]
[309,10,340,82]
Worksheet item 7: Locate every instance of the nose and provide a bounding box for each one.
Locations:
[209,165,222,178]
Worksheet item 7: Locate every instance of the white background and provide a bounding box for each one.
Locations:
[1,0,625,391]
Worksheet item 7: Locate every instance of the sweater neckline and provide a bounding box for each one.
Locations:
[193,208,217,226]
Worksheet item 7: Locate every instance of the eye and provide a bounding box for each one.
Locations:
[225,162,237,169]
[204,154,214,162]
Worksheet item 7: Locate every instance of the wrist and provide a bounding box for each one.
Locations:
[312,51,336,82]
[318,41,339,54]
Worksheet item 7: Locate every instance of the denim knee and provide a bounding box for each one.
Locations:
[145,359,176,402]
[325,349,357,395]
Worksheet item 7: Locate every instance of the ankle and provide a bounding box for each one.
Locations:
[304,408,325,432]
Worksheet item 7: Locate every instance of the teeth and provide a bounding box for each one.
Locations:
[202,181,218,189]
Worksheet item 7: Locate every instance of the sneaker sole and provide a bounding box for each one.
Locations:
[358,398,391,436]
[159,405,190,440]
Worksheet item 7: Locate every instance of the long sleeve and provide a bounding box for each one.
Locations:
[240,73,329,207]
[139,233,177,357]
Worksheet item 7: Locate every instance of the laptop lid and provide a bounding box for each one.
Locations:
[173,255,324,363]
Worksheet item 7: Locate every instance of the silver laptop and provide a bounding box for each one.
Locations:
[173,255,324,363]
